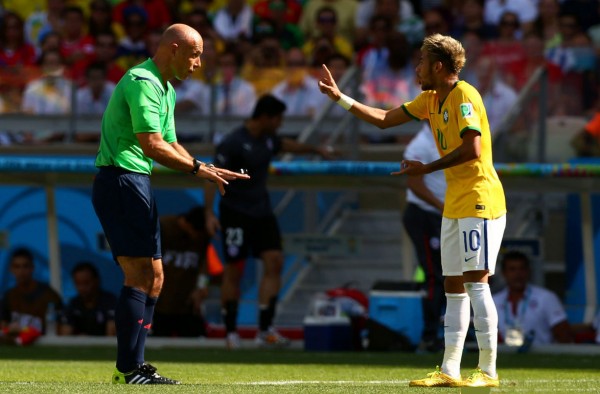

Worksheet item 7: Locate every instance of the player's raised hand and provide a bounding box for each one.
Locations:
[318,64,342,101]
[196,164,250,195]
[391,160,427,176]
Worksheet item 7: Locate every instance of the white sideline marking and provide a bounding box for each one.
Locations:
[232,378,600,386]
[235,380,408,385]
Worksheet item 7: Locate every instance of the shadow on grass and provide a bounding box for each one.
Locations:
[0,346,597,370]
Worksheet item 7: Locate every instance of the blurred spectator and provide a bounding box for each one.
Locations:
[21,50,73,142]
[360,31,418,112]
[212,47,256,118]
[253,1,304,50]
[546,12,596,72]
[144,28,163,55]
[0,248,64,338]
[484,0,537,33]
[185,8,225,53]
[22,50,72,115]
[481,11,527,76]
[305,36,336,69]
[354,0,415,49]
[25,0,65,51]
[113,0,171,32]
[153,207,211,337]
[530,0,561,49]
[172,77,210,140]
[371,0,424,46]
[493,250,573,345]
[91,31,126,84]
[38,30,62,57]
[75,61,115,115]
[451,0,498,41]
[546,12,596,114]
[172,78,209,115]
[474,56,518,136]
[272,47,326,117]
[356,15,393,71]
[241,35,286,96]
[88,0,117,38]
[178,0,212,16]
[212,0,254,42]
[459,31,485,85]
[2,0,46,22]
[0,12,37,67]
[302,6,353,63]
[504,32,563,113]
[193,36,220,84]
[115,6,150,71]
[253,0,302,25]
[571,108,600,157]
[59,6,96,85]
[560,0,600,33]
[59,262,117,336]
[300,0,357,44]
[422,6,452,37]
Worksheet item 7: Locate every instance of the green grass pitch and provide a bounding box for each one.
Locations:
[0,346,598,393]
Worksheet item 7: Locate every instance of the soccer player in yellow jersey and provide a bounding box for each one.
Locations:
[318,33,506,388]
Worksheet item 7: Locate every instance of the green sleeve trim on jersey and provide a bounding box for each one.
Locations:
[460,126,481,137]
[401,105,421,121]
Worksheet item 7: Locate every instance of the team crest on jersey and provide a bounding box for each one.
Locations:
[460,103,473,118]
[443,109,449,123]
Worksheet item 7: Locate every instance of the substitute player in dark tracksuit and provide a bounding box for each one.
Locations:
[92,24,248,385]
[204,94,334,349]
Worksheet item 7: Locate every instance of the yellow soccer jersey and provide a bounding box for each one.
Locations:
[401,81,506,219]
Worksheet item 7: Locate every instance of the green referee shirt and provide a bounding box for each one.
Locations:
[95,58,177,175]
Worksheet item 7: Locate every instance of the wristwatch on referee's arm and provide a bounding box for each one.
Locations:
[190,158,202,175]
[191,158,215,175]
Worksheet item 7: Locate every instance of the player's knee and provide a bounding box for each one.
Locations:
[224,262,244,283]
[262,252,283,276]
[151,270,164,294]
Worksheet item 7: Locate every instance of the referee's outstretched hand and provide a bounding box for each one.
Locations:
[196,165,250,195]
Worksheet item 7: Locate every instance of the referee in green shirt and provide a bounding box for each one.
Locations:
[92,24,248,385]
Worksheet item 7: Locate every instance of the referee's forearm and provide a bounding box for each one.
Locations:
[144,141,195,172]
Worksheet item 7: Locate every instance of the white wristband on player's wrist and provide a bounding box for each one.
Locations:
[196,274,209,289]
[336,94,355,111]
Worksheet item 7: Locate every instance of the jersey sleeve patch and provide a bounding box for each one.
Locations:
[460,103,473,118]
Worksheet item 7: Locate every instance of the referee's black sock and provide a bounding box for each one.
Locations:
[115,286,146,373]
[135,295,157,365]
[259,296,278,332]
[222,300,239,333]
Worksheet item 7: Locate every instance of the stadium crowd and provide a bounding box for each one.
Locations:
[0,0,598,145]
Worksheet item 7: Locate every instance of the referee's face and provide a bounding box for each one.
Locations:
[174,38,203,80]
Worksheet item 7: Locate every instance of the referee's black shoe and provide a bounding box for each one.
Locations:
[112,363,181,384]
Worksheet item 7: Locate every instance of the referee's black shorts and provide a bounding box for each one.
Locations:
[219,205,282,263]
[92,166,161,263]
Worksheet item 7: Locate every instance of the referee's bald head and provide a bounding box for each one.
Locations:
[160,24,201,47]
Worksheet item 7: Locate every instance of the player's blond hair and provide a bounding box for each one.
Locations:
[421,34,466,75]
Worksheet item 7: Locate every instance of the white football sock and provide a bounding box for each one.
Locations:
[465,282,498,378]
[441,292,470,378]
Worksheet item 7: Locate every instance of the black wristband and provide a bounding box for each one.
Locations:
[191,158,201,175]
